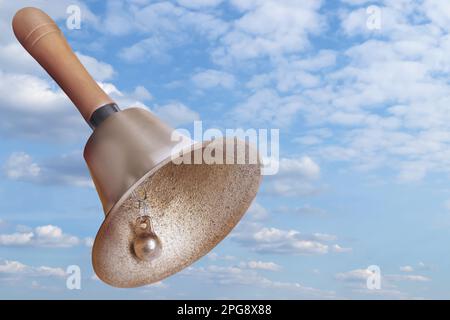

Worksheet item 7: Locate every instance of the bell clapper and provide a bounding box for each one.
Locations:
[132,193,162,261]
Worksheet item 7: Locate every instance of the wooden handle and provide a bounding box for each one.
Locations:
[12,7,114,122]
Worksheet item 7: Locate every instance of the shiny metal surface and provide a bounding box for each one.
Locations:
[84,107,192,214]
[91,137,261,288]
[85,107,261,288]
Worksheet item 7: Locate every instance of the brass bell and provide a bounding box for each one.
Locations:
[13,7,262,287]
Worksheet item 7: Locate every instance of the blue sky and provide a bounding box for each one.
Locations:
[1,0,450,299]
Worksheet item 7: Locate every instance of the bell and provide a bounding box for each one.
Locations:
[12,7,262,287]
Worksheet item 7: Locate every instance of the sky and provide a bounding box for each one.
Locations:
[1,0,450,299]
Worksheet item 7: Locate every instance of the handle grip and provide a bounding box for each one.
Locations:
[12,7,114,123]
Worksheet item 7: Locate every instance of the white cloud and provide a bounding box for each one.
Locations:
[114,1,228,61]
[0,71,74,114]
[331,244,352,253]
[243,260,281,271]
[0,224,79,248]
[277,157,320,179]
[400,265,414,273]
[233,226,347,255]
[142,281,168,289]
[276,205,326,216]
[246,51,337,93]
[336,268,431,284]
[176,0,223,9]
[192,69,236,89]
[135,2,228,39]
[132,86,153,101]
[182,264,335,298]
[386,274,431,282]
[340,7,374,36]
[0,232,34,246]
[84,237,95,247]
[119,36,173,63]
[102,0,137,36]
[4,152,41,180]
[0,260,65,278]
[417,261,432,271]
[38,152,92,187]
[265,156,321,197]
[423,0,450,33]
[246,201,269,220]
[214,0,325,63]
[335,268,371,282]
[3,151,92,188]
[232,89,303,127]
[0,70,87,141]
[207,252,236,261]
[34,225,79,248]
[313,233,337,242]
[153,102,200,127]
[0,260,28,273]
[113,0,324,66]
[0,43,44,76]
[99,83,152,111]
[294,1,450,181]
[76,52,116,81]
[34,266,66,277]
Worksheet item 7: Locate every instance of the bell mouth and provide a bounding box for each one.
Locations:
[92,137,262,288]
